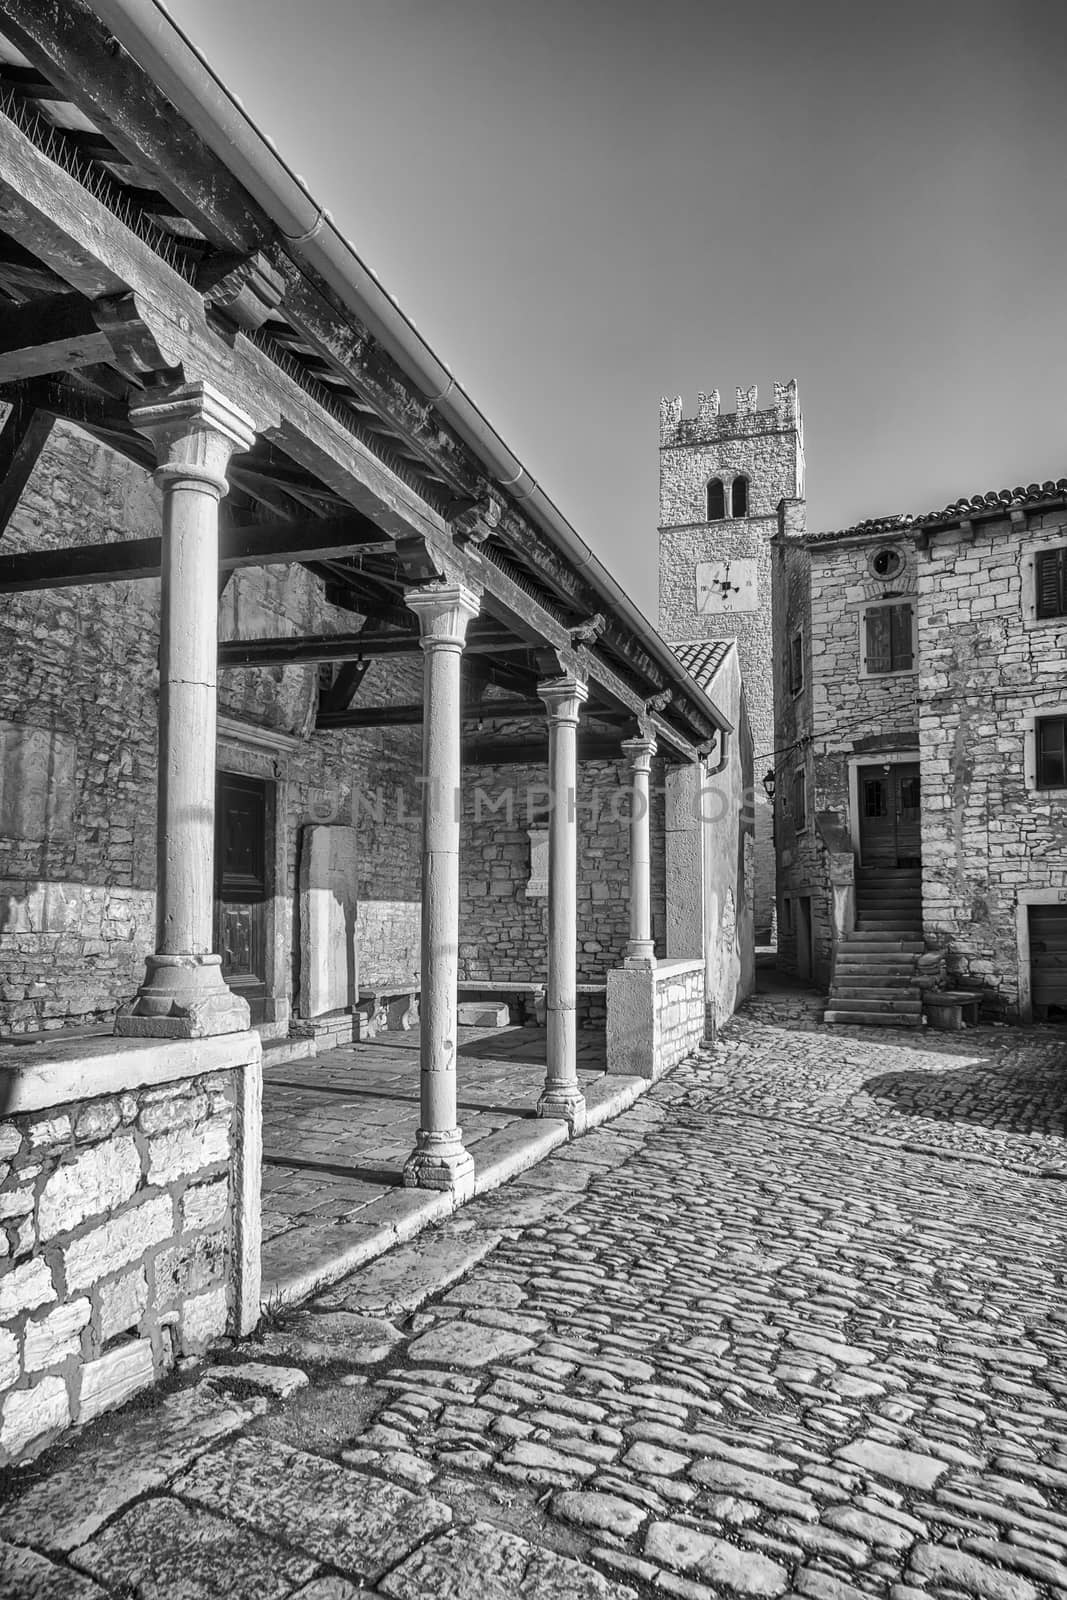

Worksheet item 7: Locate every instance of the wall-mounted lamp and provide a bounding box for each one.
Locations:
[762,769,776,801]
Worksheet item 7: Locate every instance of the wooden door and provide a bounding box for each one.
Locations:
[858,763,921,868]
[214,773,271,1024]
[1029,905,1067,1020]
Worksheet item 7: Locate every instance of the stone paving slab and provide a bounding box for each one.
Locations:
[261,1025,610,1302]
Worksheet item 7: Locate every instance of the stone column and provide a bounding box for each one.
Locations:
[403,582,481,1195]
[538,672,589,1132]
[622,733,658,965]
[116,381,255,1039]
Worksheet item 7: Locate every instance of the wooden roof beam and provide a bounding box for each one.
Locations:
[0,515,396,593]
[219,628,519,667]
[0,393,53,538]
[0,293,113,382]
[316,698,547,731]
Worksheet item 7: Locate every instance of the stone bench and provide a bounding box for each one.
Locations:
[358,984,419,1036]
[458,980,608,1028]
[925,990,981,1031]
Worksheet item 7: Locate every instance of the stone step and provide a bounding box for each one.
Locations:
[830,981,921,997]
[824,1009,923,1028]
[826,996,923,1015]
[832,961,918,974]
[844,934,924,949]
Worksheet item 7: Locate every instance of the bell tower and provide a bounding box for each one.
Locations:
[658,380,805,942]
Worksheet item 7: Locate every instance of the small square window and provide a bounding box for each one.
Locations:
[1036,548,1067,619]
[1036,716,1067,788]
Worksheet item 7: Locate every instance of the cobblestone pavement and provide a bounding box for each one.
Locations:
[4,997,1067,1600]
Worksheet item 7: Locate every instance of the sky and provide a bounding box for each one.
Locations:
[166,0,1067,605]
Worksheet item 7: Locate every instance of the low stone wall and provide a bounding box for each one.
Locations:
[606,958,706,1079]
[0,1031,261,1465]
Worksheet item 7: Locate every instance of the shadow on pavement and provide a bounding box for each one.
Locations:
[862,1056,1067,1136]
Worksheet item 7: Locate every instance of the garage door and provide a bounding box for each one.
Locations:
[1029,905,1067,1020]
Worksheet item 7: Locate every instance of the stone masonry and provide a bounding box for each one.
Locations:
[0,1065,239,1464]
[659,382,806,940]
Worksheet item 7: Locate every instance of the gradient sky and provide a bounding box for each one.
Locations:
[167,0,1067,606]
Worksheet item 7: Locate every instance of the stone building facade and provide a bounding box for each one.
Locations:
[773,488,1067,1021]
[659,381,806,940]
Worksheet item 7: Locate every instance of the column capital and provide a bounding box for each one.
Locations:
[405,581,481,648]
[130,380,256,497]
[621,734,658,772]
[538,672,589,726]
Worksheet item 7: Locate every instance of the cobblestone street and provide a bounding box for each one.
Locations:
[3,997,1067,1600]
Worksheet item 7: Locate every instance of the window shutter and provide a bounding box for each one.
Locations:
[1035,549,1065,619]
[1037,717,1067,788]
[889,603,914,670]
[865,608,891,673]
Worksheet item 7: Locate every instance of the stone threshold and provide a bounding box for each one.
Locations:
[260,1071,650,1311]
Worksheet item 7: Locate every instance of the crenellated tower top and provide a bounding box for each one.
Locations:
[660,379,802,448]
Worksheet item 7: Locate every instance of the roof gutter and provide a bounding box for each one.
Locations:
[92,0,729,741]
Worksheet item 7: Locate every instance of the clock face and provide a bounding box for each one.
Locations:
[696,559,758,614]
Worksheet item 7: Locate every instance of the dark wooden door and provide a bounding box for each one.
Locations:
[1029,905,1067,1020]
[214,773,271,1024]
[858,763,921,868]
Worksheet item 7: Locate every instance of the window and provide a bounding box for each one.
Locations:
[869,546,904,580]
[731,476,749,518]
[788,631,804,695]
[1036,716,1067,789]
[706,478,725,521]
[1036,547,1067,619]
[792,768,807,831]
[864,602,914,674]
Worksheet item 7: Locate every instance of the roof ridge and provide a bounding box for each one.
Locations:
[806,477,1067,544]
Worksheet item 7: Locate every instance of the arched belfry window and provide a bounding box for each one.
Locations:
[706,478,725,521]
[732,476,749,518]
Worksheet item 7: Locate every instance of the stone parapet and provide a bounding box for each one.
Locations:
[606,958,706,1080]
[0,1030,261,1465]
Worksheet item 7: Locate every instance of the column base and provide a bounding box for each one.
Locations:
[624,944,657,968]
[537,1087,587,1135]
[115,954,251,1040]
[402,1129,476,1200]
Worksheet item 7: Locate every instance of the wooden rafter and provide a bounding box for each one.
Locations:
[0,515,396,593]
[0,0,272,252]
[316,698,549,730]
[0,393,54,538]
[219,628,520,667]
[0,292,111,382]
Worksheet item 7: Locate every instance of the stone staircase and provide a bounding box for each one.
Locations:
[824,868,924,1027]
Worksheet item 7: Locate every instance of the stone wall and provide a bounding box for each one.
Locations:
[916,509,1067,1012]
[0,417,160,1034]
[459,755,667,990]
[606,957,705,1079]
[0,416,425,1033]
[658,383,805,939]
[654,959,707,1070]
[0,1032,260,1465]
